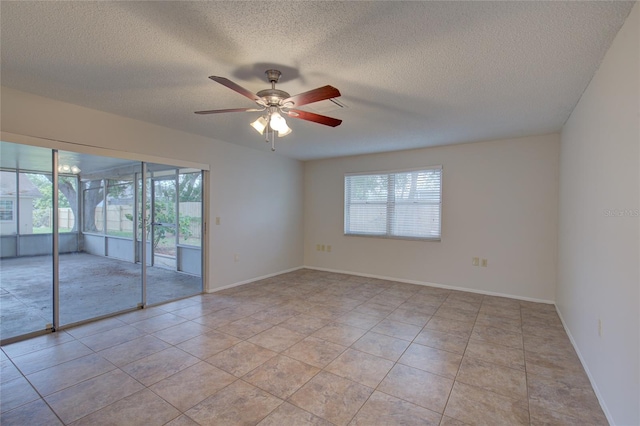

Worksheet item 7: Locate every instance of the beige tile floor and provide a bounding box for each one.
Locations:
[0,269,608,425]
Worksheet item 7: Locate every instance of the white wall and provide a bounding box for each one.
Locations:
[557,3,639,425]
[0,86,305,291]
[305,134,560,302]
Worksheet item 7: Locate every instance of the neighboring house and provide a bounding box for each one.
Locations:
[0,171,42,235]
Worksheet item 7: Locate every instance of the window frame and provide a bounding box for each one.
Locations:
[0,199,14,221]
[344,166,442,241]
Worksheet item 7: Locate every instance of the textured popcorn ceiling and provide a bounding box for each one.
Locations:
[0,1,634,160]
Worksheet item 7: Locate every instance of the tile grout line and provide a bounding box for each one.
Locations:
[340,293,417,425]
[438,292,482,424]
[522,304,532,425]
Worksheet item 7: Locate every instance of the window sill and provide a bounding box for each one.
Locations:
[344,233,441,242]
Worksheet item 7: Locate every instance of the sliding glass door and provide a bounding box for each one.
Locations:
[0,141,205,344]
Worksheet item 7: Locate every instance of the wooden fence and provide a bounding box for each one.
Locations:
[48,202,202,237]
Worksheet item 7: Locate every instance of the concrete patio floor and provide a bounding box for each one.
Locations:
[0,252,202,341]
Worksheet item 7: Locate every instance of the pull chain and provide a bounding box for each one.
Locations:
[265,110,270,144]
[262,110,277,151]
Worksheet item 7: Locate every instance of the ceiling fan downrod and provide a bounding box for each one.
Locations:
[256,70,291,107]
[265,69,281,86]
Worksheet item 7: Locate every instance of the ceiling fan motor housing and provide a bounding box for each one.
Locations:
[256,88,291,106]
[258,70,290,106]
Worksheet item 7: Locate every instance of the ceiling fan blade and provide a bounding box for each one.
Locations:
[287,109,342,127]
[209,76,261,102]
[283,85,341,107]
[194,107,262,115]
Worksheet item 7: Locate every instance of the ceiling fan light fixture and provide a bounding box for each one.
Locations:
[277,123,292,137]
[269,111,287,133]
[250,116,268,134]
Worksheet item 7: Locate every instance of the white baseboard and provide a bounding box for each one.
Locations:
[208,264,554,304]
[205,266,304,293]
[303,265,555,304]
[555,307,614,425]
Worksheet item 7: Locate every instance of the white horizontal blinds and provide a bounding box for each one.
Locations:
[391,168,442,238]
[345,166,442,240]
[344,173,388,235]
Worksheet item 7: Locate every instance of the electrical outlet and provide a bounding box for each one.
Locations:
[327,245,332,253]
[481,258,488,267]
[472,257,479,266]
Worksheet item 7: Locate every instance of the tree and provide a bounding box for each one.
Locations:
[178,173,202,202]
[27,172,200,243]
[134,198,193,250]
[125,174,200,249]
[27,174,76,230]
[27,174,132,233]
[82,180,104,232]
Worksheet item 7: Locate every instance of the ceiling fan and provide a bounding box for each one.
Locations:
[195,69,342,150]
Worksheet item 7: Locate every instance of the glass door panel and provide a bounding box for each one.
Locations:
[58,151,143,326]
[145,165,202,305]
[0,143,55,342]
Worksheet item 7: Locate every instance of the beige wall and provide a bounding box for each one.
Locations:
[304,133,560,302]
[0,86,305,291]
[558,3,639,424]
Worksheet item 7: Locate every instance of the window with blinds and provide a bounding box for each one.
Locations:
[344,166,442,240]
[0,200,14,221]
